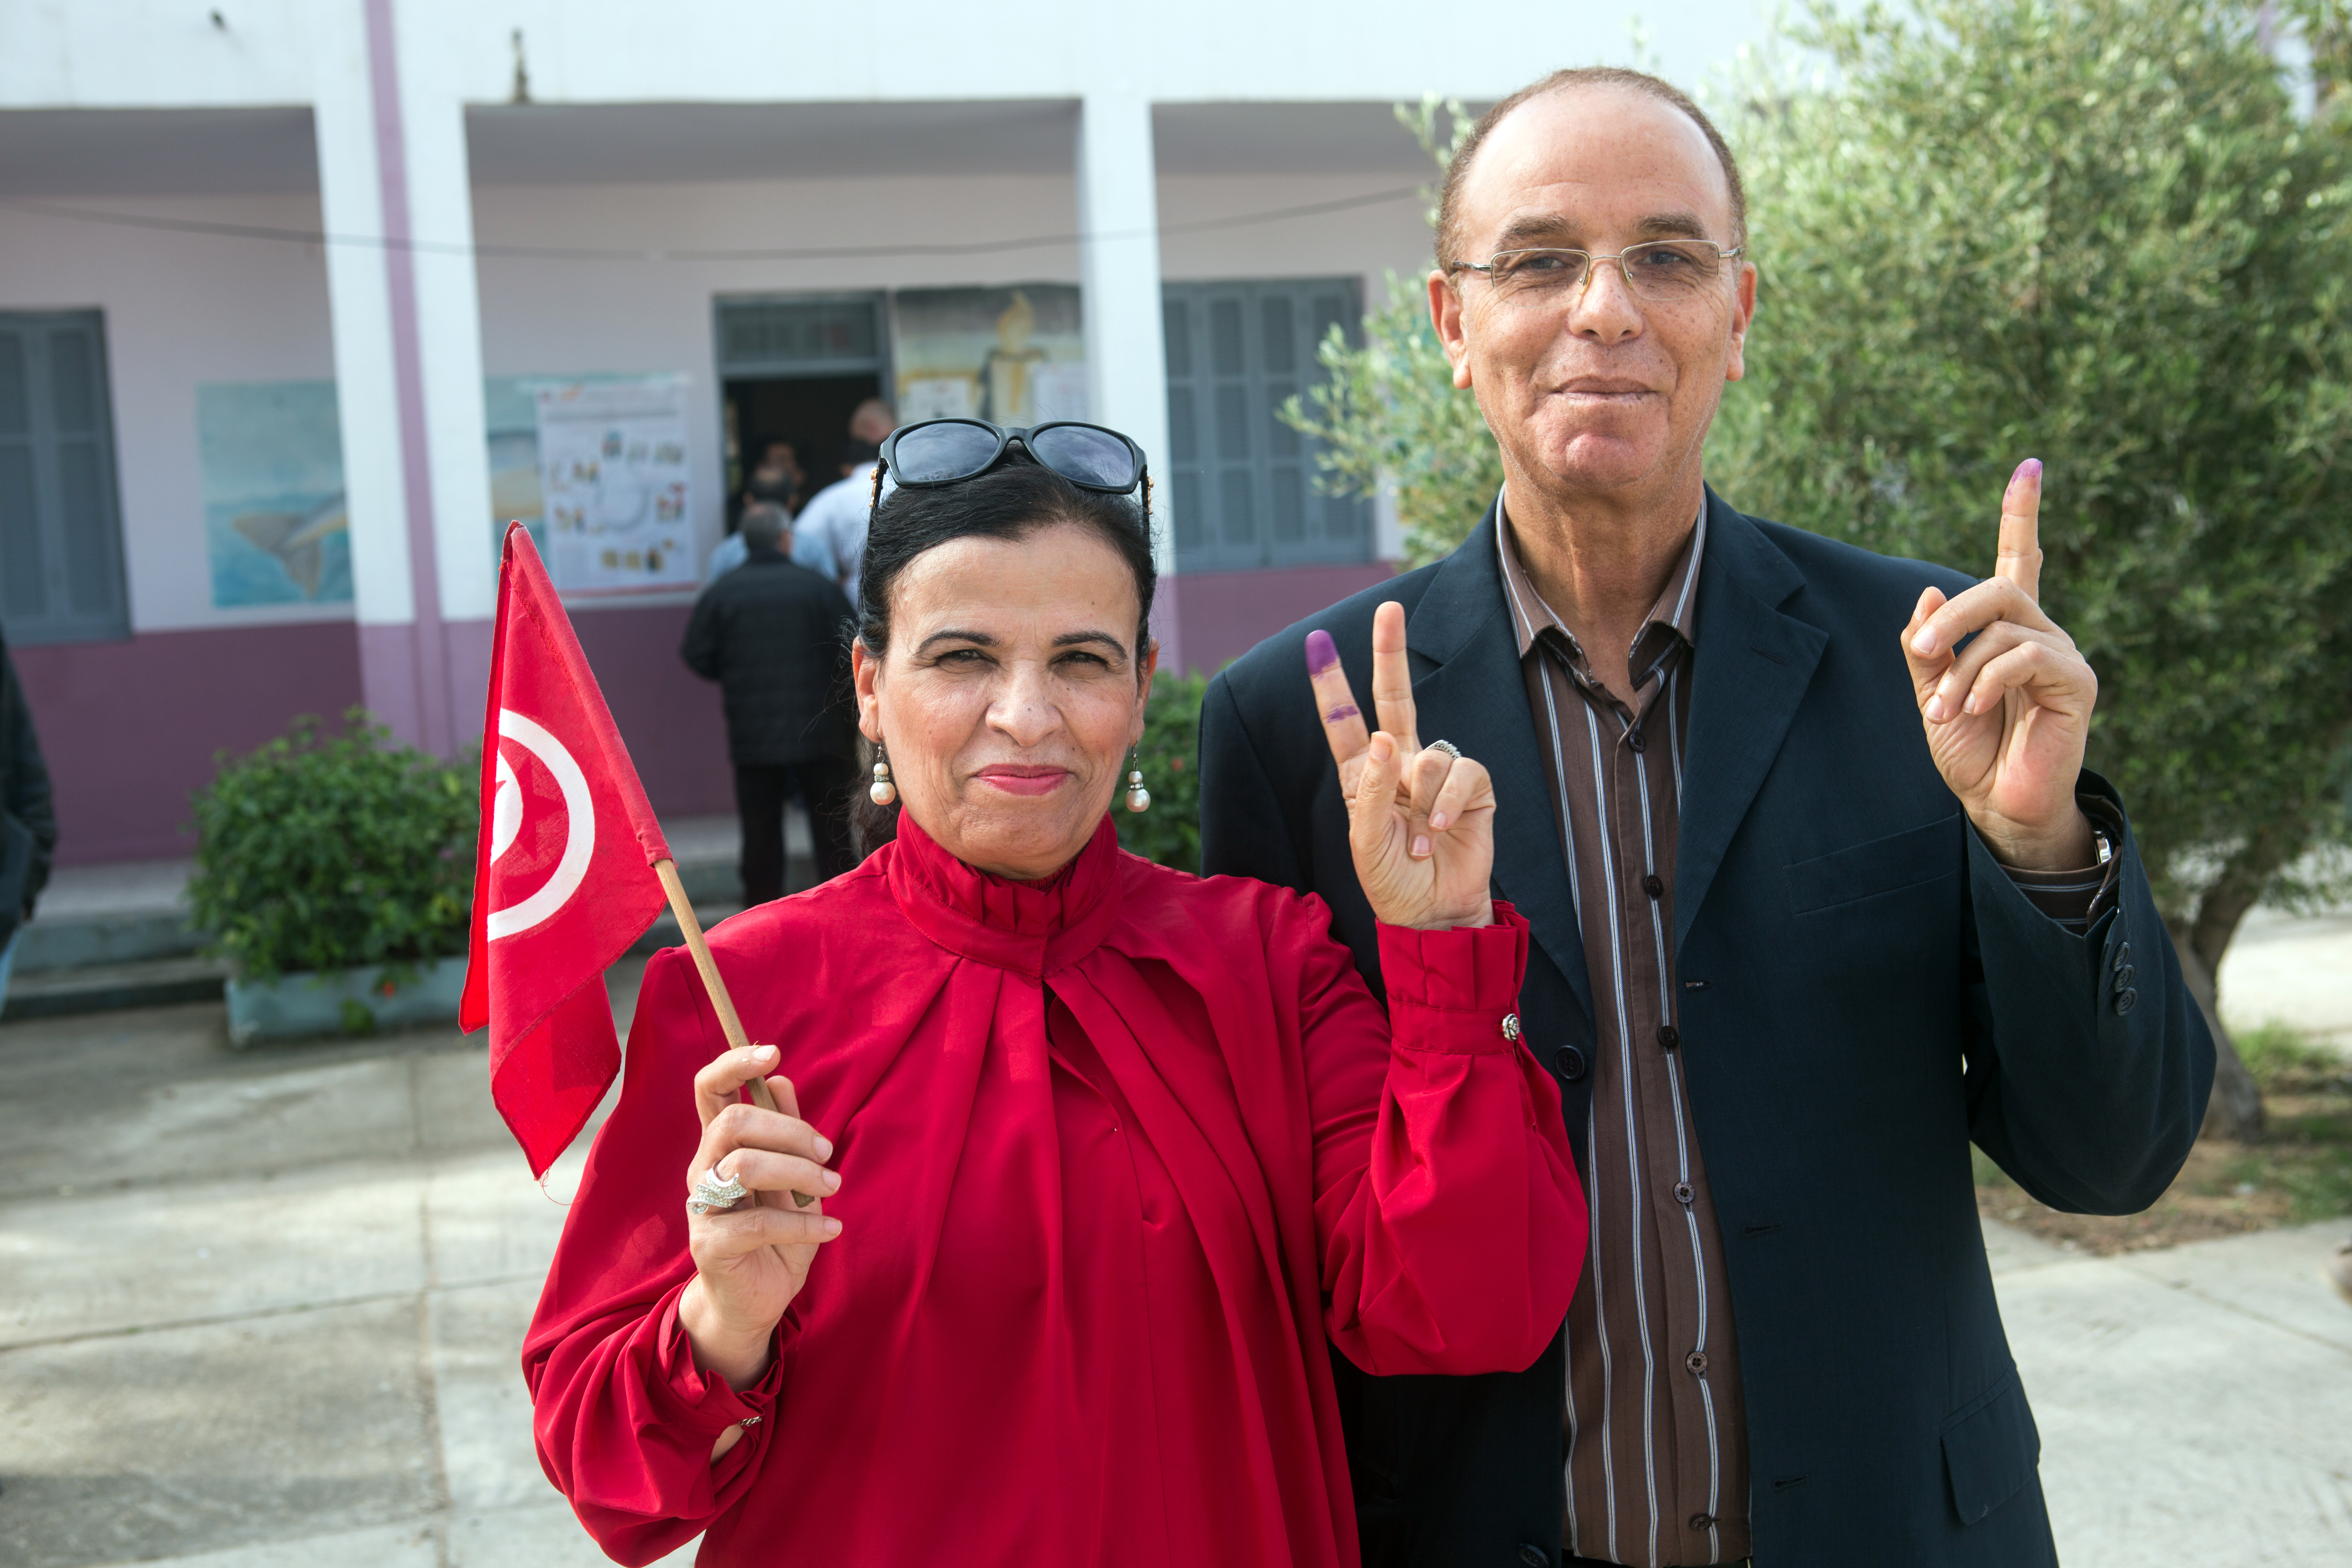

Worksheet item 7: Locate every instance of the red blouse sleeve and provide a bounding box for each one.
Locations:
[521,947,790,1567]
[1305,903,1587,1377]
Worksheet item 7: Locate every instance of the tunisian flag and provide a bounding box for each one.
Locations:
[461,523,672,1176]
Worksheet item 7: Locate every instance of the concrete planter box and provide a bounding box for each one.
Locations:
[225,955,471,1046]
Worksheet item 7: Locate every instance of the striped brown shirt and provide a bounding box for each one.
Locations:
[1497,501,2119,1567]
[1497,505,1746,1566]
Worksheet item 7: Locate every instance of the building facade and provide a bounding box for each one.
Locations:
[0,0,1754,864]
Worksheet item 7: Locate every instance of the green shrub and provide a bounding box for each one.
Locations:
[1116,670,1207,873]
[2234,1020,2345,1091]
[187,711,477,984]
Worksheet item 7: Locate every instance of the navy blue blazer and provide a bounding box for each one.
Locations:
[1199,493,2214,1568]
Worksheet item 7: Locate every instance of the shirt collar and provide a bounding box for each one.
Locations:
[1494,488,1707,676]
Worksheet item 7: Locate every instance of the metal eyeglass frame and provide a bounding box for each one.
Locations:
[1446,240,1747,303]
[869,417,1153,519]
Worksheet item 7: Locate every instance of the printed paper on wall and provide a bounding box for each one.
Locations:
[890,286,1087,428]
[530,374,698,593]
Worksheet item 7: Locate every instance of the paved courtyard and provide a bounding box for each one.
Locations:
[2,957,2348,1567]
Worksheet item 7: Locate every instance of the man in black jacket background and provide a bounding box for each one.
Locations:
[0,623,57,1013]
[1200,68,2212,1568]
[682,503,858,904]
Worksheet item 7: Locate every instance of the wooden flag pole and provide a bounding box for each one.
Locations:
[654,858,817,1207]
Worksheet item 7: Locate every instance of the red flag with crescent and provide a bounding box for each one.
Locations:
[461,523,672,1176]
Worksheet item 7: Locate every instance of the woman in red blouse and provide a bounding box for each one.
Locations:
[524,421,1585,1567]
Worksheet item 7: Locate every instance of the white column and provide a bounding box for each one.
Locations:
[1076,93,1179,672]
[394,78,497,714]
[312,2,423,738]
[310,0,493,754]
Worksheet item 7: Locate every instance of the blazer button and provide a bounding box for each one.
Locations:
[1518,1546,1550,1568]
[2114,987,2139,1016]
[2114,940,2133,972]
[2114,964,2136,991]
[1657,1024,1681,1051]
[1555,1045,1588,1082]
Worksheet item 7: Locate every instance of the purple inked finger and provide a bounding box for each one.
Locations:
[1305,628,1341,676]
[1325,704,1360,723]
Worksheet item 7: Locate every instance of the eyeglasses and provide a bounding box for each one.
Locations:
[1447,239,1746,305]
[876,418,1149,501]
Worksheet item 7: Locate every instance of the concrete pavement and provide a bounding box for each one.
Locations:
[2,976,2348,1567]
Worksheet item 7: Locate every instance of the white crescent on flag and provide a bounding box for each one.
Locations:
[487,708,596,940]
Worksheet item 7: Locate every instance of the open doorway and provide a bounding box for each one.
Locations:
[722,372,882,525]
[713,293,891,532]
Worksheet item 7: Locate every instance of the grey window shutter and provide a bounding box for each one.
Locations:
[0,311,129,644]
[1160,278,1370,573]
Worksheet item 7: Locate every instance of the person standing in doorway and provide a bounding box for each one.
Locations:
[707,443,801,586]
[682,503,858,904]
[791,396,896,601]
[0,625,57,1013]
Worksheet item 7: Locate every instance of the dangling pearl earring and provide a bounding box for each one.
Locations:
[869,747,897,806]
[1124,749,1151,814]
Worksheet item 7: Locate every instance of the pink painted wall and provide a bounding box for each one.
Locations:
[13,605,735,866]
[570,603,736,820]
[13,623,365,866]
[1169,560,1399,677]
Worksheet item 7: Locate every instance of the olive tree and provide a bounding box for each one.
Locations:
[1293,2,2352,1139]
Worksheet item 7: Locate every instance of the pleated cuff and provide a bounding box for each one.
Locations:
[1376,902,1530,1054]
[648,1281,789,1436]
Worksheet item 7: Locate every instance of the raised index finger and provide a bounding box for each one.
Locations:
[1368,601,1417,749]
[1996,458,2043,602]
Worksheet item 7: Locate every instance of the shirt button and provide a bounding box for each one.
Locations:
[1501,1013,1522,1041]
[1689,1512,1716,1531]
[1642,873,1664,899]
[1627,727,1648,753]
[1673,1181,1694,1205]
[1554,1045,1588,1082]
[1685,1351,1708,1374]
[2114,987,2138,1016]
[1657,1024,1681,1051]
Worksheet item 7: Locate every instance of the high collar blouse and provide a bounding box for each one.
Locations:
[525,815,1583,1568]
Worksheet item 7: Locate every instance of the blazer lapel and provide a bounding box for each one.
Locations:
[1675,494,1828,955]
[1407,508,1595,1027]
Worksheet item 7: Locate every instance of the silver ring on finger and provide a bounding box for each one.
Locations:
[688,1165,749,1216]
[1425,738,1461,760]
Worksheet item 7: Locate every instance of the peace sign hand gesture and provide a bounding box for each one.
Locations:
[1901,459,2100,872]
[1306,603,1497,931]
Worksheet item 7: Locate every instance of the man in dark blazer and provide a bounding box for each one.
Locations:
[1200,68,2212,1568]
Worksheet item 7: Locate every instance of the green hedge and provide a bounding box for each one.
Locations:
[1115,670,1206,873]
[187,712,477,984]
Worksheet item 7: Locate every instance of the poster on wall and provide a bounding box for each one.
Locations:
[483,372,641,568]
[527,374,698,593]
[890,286,1088,428]
[196,381,353,608]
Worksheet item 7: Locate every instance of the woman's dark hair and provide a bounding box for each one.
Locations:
[850,452,1156,851]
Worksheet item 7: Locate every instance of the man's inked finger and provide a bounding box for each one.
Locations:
[1995,458,2044,602]
[1306,628,1372,769]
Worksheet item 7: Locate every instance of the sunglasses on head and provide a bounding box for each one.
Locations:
[873,418,1150,512]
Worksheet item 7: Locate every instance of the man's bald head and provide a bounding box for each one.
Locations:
[1437,67,1747,268]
